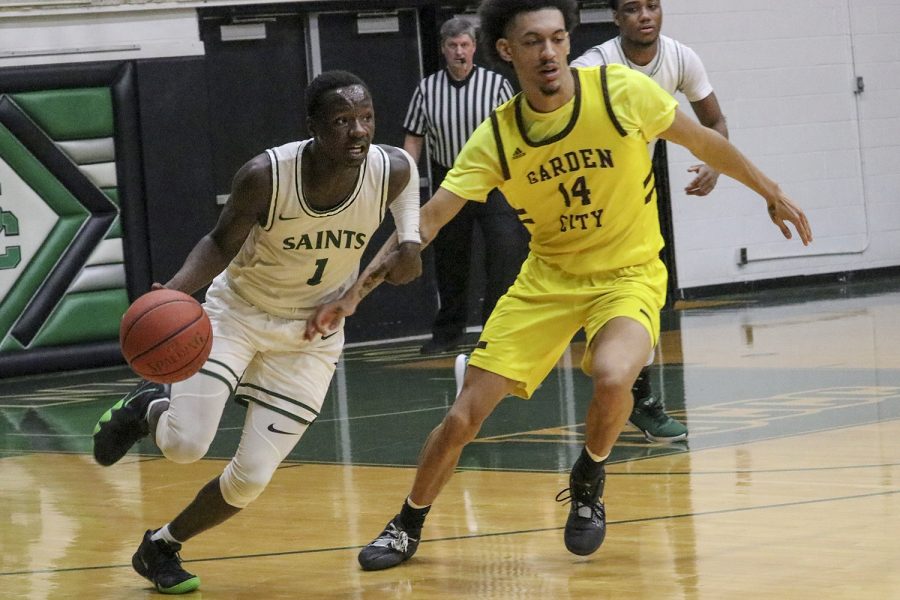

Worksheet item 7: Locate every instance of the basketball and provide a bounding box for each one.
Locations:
[120,289,213,384]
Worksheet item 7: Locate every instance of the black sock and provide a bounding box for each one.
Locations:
[632,366,652,400]
[571,447,606,484]
[398,500,430,532]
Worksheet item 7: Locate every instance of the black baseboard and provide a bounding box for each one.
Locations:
[0,342,124,378]
[677,265,900,300]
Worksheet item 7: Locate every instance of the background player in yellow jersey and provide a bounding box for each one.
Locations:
[307,0,812,569]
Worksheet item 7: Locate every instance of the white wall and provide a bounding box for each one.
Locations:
[0,8,204,67]
[664,0,900,290]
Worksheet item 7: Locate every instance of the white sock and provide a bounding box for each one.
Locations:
[150,524,182,545]
[406,496,430,510]
[585,446,609,463]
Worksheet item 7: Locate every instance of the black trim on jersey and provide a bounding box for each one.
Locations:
[514,69,582,147]
[377,145,389,222]
[601,66,627,137]
[515,207,534,224]
[295,142,367,218]
[263,148,281,232]
[489,110,511,181]
[644,167,655,204]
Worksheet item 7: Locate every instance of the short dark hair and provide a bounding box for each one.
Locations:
[478,0,580,66]
[609,0,619,9]
[305,70,369,120]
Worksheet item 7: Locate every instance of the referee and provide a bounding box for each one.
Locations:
[404,17,529,355]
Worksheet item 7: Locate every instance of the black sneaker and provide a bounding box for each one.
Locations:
[556,467,607,556]
[92,380,169,466]
[358,515,420,571]
[132,530,200,594]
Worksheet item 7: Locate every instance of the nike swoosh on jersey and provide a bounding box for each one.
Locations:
[321,330,340,340]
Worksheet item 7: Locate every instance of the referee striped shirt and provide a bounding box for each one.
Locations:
[403,65,513,169]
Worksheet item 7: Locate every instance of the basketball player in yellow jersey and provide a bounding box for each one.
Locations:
[307,0,812,569]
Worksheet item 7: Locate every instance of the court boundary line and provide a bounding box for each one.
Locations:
[3,486,899,578]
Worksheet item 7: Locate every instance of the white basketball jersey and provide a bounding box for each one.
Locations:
[224,139,390,319]
[572,34,713,101]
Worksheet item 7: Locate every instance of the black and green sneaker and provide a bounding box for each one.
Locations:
[132,530,200,594]
[629,394,688,443]
[93,380,169,466]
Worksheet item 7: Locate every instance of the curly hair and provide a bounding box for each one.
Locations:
[305,70,369,120]
[478,0,580,66]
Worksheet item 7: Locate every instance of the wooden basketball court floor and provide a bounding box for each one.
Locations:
[3,276,900,599]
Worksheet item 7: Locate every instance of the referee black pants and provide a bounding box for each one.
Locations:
[428,162,530,344]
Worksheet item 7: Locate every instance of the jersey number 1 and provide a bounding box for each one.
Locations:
[307,258,328,285]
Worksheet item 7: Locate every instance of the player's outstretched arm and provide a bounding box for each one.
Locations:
[659,110,813,245]
[685,92,728,196]
[303,188,467,340]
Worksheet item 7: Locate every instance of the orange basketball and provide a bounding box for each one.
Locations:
[120,289,213,384]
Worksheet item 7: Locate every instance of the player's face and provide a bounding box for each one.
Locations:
[497,8,570,98]
[442,34,476,74]
[614,0,663,46]
[310,85,374,167]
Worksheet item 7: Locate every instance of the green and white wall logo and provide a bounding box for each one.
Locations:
[0,86,128,352]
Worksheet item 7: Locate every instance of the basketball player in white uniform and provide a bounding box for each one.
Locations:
[92,71,421,594]
[571,0,728,443]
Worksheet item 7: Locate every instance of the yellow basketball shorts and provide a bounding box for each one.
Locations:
[468,255,667,399]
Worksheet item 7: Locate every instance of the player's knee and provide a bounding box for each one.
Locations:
[591,363,635,398]
[219,457,275,508]
[441,409,481,446]
[161,438,210,464]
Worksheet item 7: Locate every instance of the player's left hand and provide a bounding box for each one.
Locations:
[766,190,813,246]
[685,164,720,196]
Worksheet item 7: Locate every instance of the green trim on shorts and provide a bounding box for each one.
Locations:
[237,382,320,417]
[206,357,239,381]
[233,394,313,426]
[197,358,239,397]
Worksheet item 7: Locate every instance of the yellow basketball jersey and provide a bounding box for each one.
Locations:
[442,64,678,275]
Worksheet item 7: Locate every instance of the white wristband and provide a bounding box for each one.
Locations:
[390,151,421,244]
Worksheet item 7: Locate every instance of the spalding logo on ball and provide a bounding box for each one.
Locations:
[120,289,213,383]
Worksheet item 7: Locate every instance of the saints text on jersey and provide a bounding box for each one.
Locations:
[282,229,367,251]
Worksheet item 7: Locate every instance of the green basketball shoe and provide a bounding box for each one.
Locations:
[629,395,687,443]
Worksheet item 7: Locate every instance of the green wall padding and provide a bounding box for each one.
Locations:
[31,288,129,347]
[0,217,83,340]
[0,123,89,217]
[11,88,114,141]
